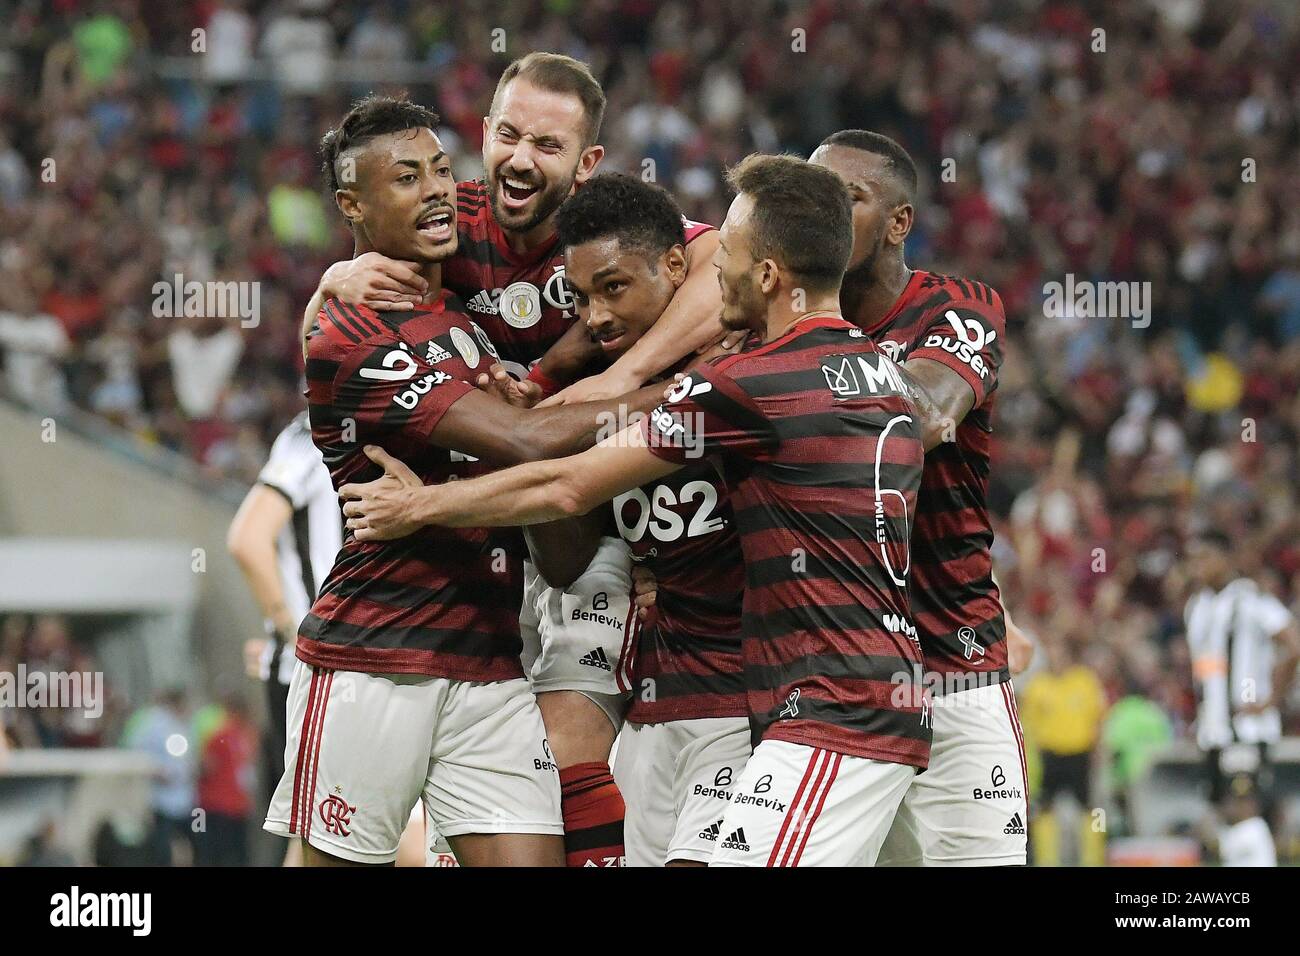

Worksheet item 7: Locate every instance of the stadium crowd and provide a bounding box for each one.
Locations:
[1,0,1299,856]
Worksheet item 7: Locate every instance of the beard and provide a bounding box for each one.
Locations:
[488,165,576,235]
[720,271,765,334]
[840,232,886,317]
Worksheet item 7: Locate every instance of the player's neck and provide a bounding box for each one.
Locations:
[765,293,842,342]
[351,240,444,303]
[845,254,912,330]
[504,215,557,256]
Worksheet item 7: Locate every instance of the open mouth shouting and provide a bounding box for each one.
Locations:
[415,205,455,243]
[498,172,543,211]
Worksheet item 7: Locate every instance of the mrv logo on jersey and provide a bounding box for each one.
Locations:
[152,273,260,328]
[50,886,151,936]
[821,352,910,397]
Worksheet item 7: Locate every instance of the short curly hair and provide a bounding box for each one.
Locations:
[555,173,686,263]
[319,93,441,194]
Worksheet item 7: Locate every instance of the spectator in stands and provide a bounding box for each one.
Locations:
[195,692,258,867]
[1102,678,1174,836]
[17,819,75,867]
[121,688,197,866]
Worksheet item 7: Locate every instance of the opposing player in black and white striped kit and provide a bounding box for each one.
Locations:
[1184,529,1300,866]
[229,411,343,864]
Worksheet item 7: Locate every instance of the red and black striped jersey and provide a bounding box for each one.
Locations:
[298,293,525,682]
[643,316,929,767]
[444,179,714,372]
[617,458,746,724]
[864,270,1007,688]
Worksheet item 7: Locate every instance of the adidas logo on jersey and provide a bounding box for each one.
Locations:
[578,647,612,671]
[1004,813,1026,835]
[699,820,722,842]
[425,341,452,364]
[466,290,498,315]
[720,828,750,851]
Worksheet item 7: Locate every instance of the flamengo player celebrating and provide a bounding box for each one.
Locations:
[307,53,720,866]
[811,130,1028,866]
[339,155,931,867]
[551,174,749,866]
[265,96,666,867]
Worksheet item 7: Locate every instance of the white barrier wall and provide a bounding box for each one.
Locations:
[0,400,262,702]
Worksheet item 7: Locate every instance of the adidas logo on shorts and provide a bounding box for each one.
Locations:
[578,647,612,671]
[1004,813,1026,835]
[699,820,722,842]
[720,827,750,851]
[466,290,498,314]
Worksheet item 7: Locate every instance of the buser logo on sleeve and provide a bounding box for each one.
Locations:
[393,371,453,409]
[359,343,419,381]
[921,309,996,379]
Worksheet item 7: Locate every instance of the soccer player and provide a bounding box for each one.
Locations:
[339,154,930,867]
[1184,529,1300,865]
[228,410,341,865]
[304,53,720,865]
[263,95,666,867]
[546,173,748,866]
[810,131,1029,866]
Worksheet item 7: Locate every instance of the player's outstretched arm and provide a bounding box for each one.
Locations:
[900,356,977,452]
[429,381,667,466]
[340,426,680,538]
[544,230,725,405]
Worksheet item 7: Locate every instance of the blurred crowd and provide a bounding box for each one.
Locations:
[1,613,258,866]
[2,0,1299,848]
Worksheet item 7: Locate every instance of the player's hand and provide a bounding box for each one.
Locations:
[243,638,269,680]
[1006,619,1035,675]
[539,367,640,407]
[338,446,425,541]
[476,363,543,408]
[698,329,747,357]
[631,565,659,623]
[321,252,427,312]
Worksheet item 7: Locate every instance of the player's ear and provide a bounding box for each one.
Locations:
[758,258,779,295]
[575,144,604,185]
[335,189,362,226]
[664,244,688,287]
[889,202,914,247]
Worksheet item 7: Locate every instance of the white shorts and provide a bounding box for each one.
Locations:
[614,716,752,865]
[264,665,562,864]
[878,679,1028,866]
[709,739,916,867]
[519,536,634,726]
